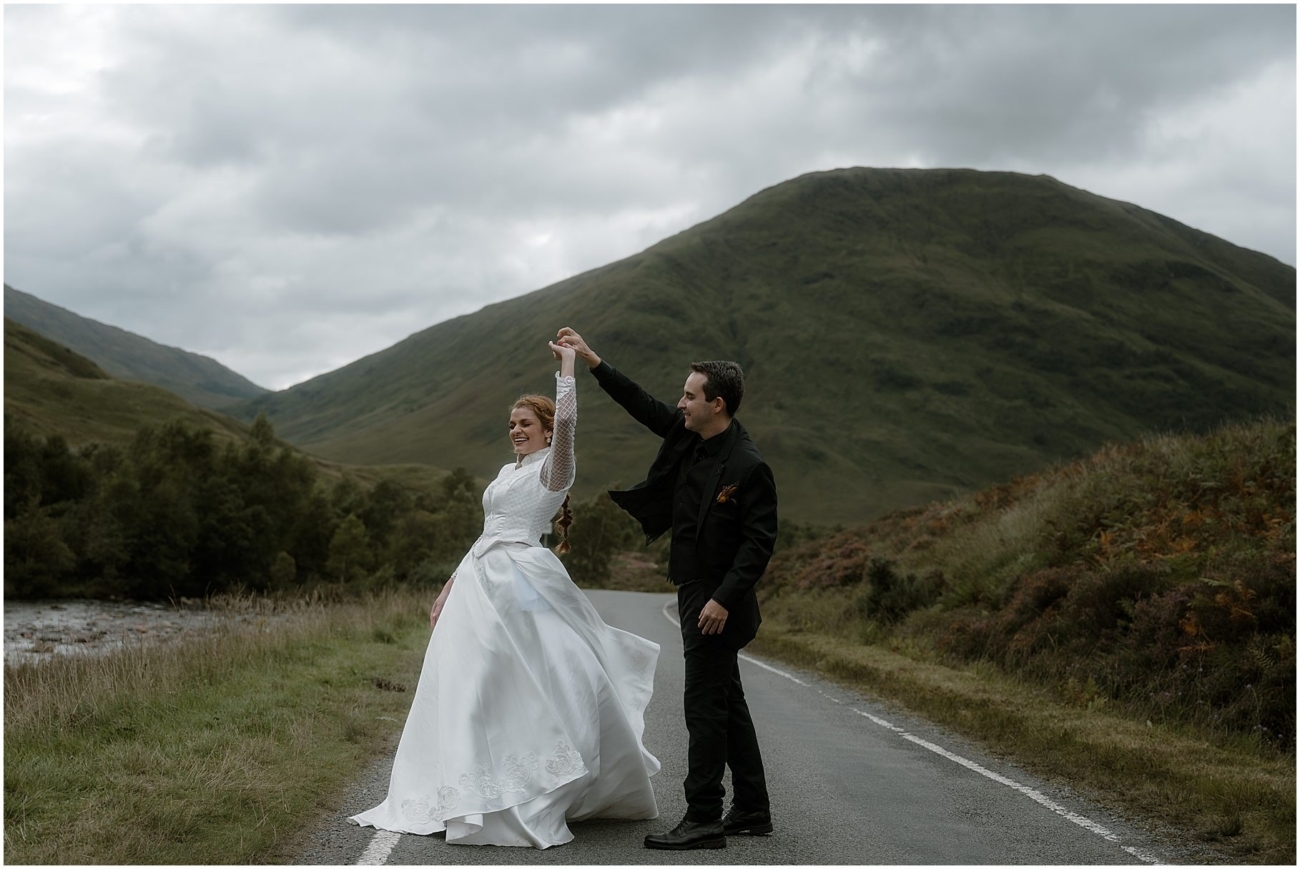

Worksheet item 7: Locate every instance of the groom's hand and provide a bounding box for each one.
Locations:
[698,599,729,635]
[556,327,601,369]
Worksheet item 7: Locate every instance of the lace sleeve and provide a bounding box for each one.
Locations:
[539,373,576,493]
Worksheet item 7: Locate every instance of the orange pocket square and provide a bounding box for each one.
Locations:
[716,484,739,504]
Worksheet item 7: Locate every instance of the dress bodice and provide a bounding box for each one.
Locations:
[472,373,576,556]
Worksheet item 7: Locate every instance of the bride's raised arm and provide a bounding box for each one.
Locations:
[541,342,577,493]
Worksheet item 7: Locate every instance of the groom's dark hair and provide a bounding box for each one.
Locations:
[689,360,745,417]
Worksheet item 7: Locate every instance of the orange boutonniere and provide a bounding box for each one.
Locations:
[716,484,739,504]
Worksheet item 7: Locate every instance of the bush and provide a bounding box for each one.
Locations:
[935,557,1296,749]
[761,418,1296,749]
[793,538,873,590]
[408,558,460,589]
[559,493,642,586]
[4,507,77,597]
[855,557,944,624]
[2,418,485,601]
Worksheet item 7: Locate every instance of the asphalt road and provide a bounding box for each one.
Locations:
[295,589,1183,865]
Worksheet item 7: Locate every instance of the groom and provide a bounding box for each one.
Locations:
[556,327,777,851]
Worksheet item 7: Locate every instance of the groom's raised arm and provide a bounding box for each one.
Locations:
[592,361,680,438]
[557,327,679,438]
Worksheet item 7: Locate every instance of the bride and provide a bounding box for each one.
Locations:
[349,340,661,848]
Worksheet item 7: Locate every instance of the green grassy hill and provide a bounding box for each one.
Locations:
[761,416,1295,739]
[752,416,1294,861]
[3,316,459,492]
[4,317,252,446]
[233,168,1295,525]
[4,284,269,411]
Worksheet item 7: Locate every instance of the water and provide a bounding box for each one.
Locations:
[3,599,270,665]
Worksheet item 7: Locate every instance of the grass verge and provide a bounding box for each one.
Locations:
[748,626,1295,864]
[4,589,431,864]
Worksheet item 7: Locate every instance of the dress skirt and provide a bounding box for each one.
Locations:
[349,541,660,848]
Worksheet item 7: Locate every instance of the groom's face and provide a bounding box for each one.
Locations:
[678,371,716,433]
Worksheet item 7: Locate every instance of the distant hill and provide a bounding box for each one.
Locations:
[4,315,461,500]
[4,317,251,446]
[233,168,1295,525]
[4,284,269,411]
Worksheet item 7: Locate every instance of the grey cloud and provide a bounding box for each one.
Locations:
[5,4,1293,389]
[789,6,1293,167]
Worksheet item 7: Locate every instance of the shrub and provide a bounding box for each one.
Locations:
[558,492,642,586]
[855,557,944,624]
[762,418,1295,749]
[2,418,485,601]
[793,538,872,590]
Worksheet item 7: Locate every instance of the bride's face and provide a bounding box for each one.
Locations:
[509,407,551,457]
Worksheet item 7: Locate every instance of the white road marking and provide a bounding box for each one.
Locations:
[355,830,401,865]
[659,601,1160,864]
[739,650,811,686]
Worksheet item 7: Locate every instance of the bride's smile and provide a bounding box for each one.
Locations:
[509,407,551,456]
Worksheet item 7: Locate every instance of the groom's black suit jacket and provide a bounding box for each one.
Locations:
[591,361,778,648]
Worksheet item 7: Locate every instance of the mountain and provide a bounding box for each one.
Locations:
[4,317,251,445]
[4,284,269,411]
[4,315,460,496]
[235,168,1295,525]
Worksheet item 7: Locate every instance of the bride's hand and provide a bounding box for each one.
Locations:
[549,341,576,378]
[430,578,454,629]
[550,340,576,363]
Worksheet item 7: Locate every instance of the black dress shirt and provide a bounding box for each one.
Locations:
[668,422,733,585]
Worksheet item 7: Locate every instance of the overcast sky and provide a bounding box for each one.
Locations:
[5,4,1295,390]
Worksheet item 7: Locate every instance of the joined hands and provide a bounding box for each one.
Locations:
[556,327,601,369]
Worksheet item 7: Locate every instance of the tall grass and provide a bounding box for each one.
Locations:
[5,587,433,864]
[754,418,1294,860]
[763,417,1294,748]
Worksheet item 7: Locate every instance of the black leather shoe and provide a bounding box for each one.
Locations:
[723,807,773,835]
[643,817,726,850]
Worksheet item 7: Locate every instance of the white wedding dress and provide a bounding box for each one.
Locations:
[349,373,660,848]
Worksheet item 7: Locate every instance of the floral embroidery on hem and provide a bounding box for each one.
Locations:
[545,741,586,776]
[460,752,538,799]
[405,743,587,822]
[401,785,459,824]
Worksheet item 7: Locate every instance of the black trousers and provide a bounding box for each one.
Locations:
[677,581,770,822]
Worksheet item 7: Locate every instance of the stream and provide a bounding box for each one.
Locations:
[4,599,282,665]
